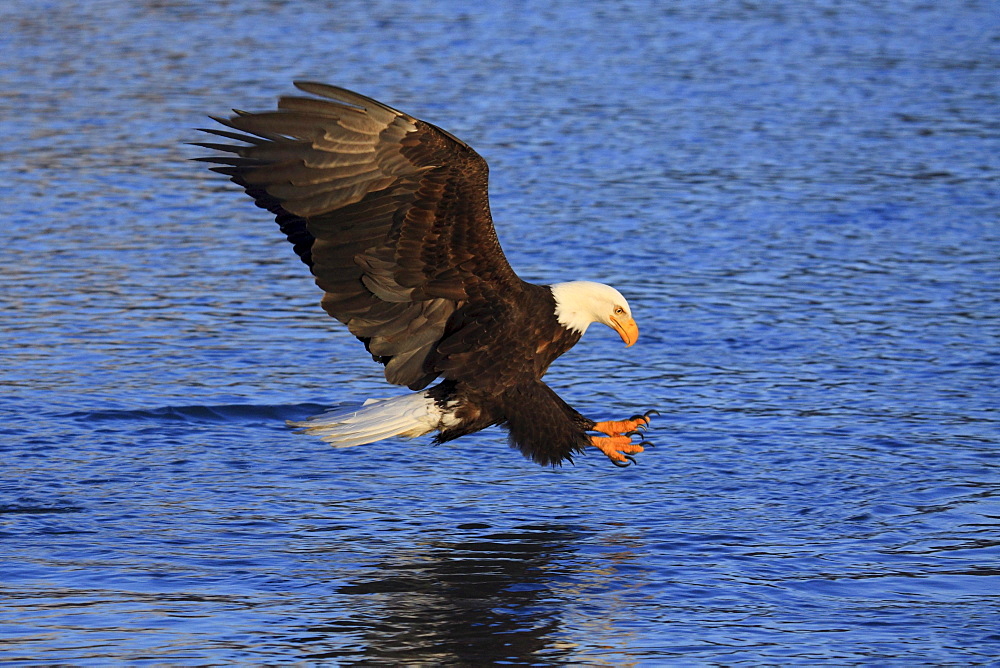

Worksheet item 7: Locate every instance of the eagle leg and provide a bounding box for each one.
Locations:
[589,434,650,466]
[592,409,657,436]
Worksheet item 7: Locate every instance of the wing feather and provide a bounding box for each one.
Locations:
[200,83,527,390]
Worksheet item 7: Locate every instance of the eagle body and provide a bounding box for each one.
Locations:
[425,284,588,466]
[198,82,654,467]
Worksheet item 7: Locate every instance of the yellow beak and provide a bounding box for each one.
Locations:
[609,315,639,348]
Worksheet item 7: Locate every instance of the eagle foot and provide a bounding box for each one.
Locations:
[589,434,651,467]
[592,409,658,437]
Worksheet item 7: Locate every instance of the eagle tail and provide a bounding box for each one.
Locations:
[287,392,439,448]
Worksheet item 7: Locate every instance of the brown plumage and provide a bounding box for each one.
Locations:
[196,82,654,467]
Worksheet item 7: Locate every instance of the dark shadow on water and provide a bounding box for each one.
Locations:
[302,524,585,664]
[64,403,329,424]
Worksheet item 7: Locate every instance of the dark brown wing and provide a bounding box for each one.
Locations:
[197,82,527,390]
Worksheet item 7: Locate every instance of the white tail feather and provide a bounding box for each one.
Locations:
[287,392,440,448]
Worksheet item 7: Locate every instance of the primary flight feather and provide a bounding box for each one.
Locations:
[197,82,656,467]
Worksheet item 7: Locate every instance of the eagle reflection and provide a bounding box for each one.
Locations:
[303,525,581,664]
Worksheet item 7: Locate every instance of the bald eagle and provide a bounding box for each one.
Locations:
[197,82,656,467]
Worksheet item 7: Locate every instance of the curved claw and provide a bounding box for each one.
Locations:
[624,430,642,438]
[624,454,638,466]
[644,409,661,419]
[611,458,632,468]
[639,440,655,448]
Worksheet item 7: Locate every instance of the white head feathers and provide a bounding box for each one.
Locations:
[549,281,632,335]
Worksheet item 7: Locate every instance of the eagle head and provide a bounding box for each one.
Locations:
[550,281,639,347]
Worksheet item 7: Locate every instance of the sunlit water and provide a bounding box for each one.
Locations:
[2,0,998,664]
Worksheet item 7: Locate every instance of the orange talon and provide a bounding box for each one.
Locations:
[590,434,646,465]
[592,417,649,436]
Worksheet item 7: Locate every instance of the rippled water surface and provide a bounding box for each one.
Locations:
[2,0,999,664]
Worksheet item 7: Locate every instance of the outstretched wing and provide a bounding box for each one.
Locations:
[197,82,526,390]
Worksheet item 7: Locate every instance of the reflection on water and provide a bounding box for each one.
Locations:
[294,524,655,665]
[308,526,581,664]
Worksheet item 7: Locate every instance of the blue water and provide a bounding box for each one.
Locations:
[2,0,999,664]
